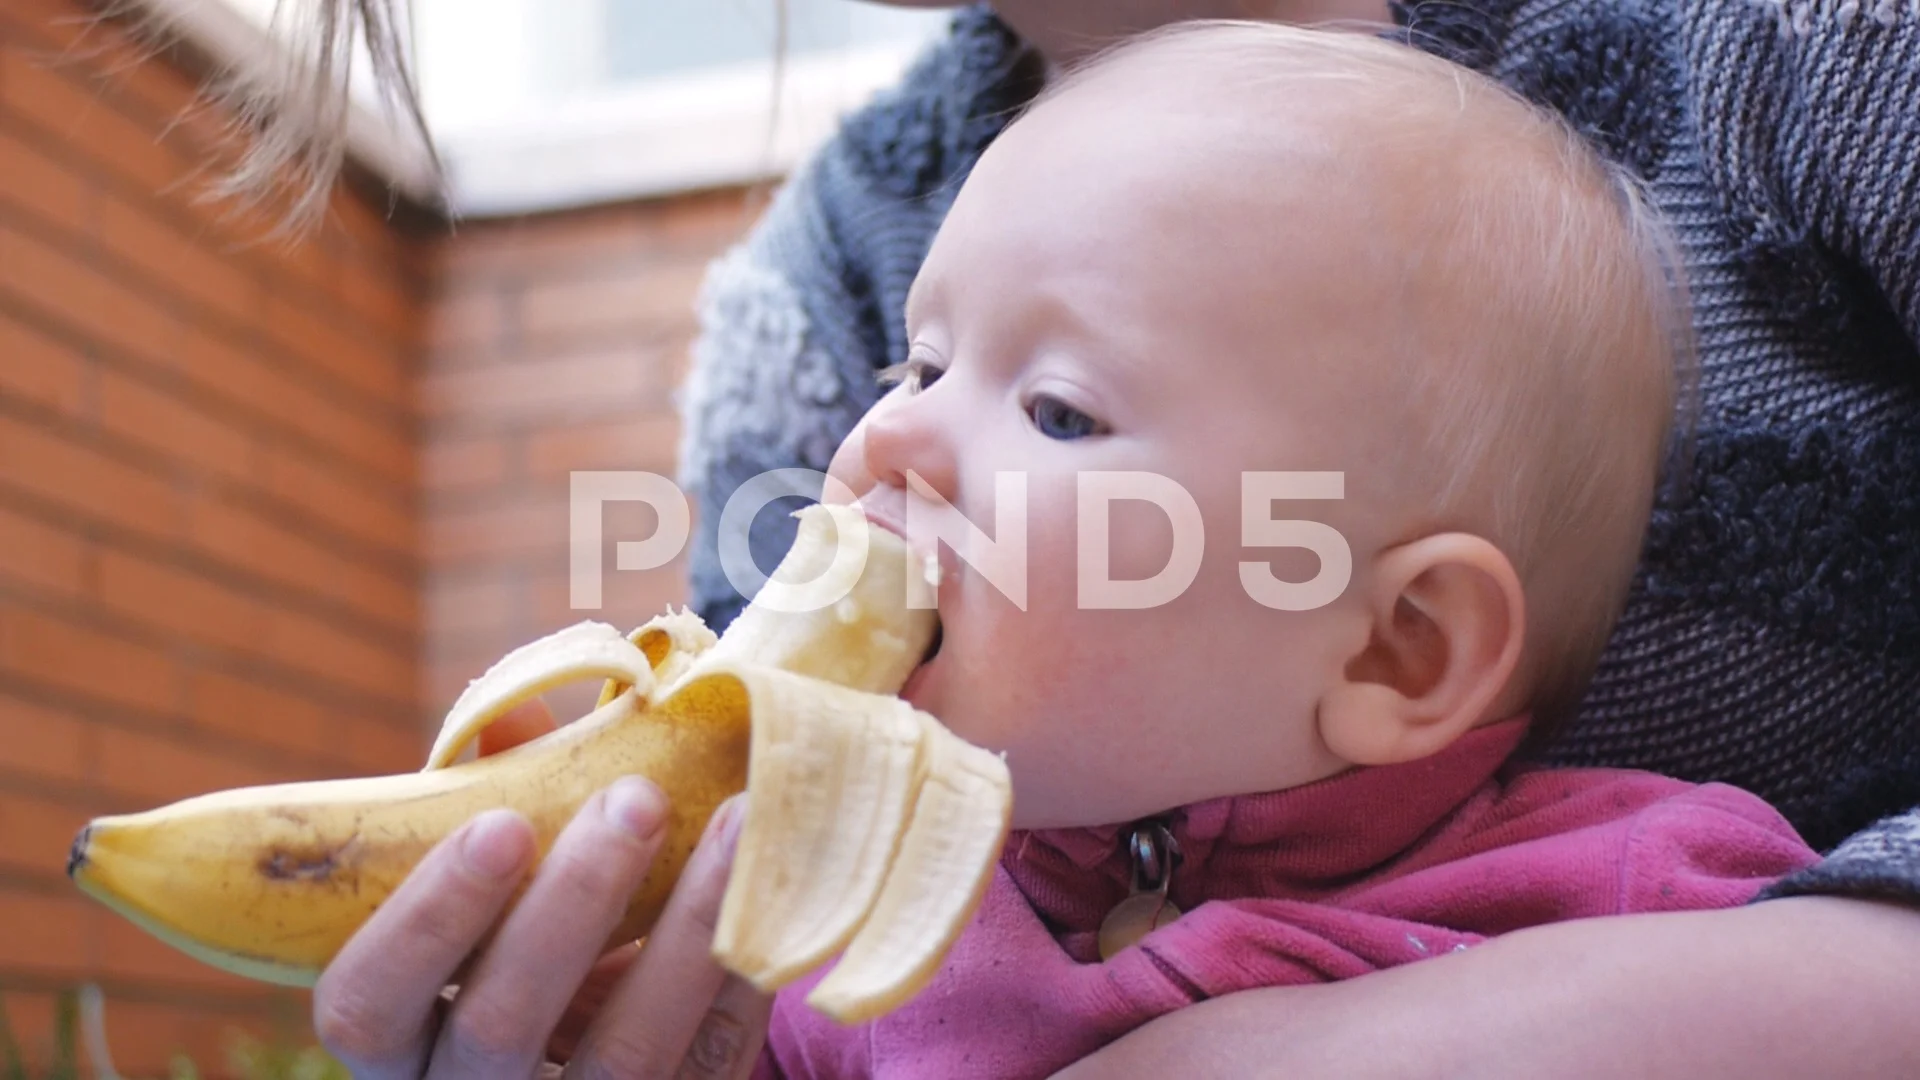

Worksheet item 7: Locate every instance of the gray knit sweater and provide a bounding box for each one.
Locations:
[675,1,1920,900]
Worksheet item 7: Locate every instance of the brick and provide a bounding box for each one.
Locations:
[430,210,639,276]
[654,329,696,389]
[642,189,754,247]
[179,327,413,485]
[421,347,657,425]
[95,724,287,807]
[0,218,184,374]
[265,608,415,706]
[530,561,688,632]
[261,290,409,409]
[0,414,185,541]
[93,996,198,1080]
[0,991,59,1072]
[0,793,92,882]
[274,229,344,304]
[0,500,88,597]
[259,444,414,556]
[95,193,266,328]
[425,574,515,640]
[0,125,90,232]
[441,195,746,277]
[188,494,416,632]
[0,888,88,977]
[5,0,142,54]
[422,434,512,495]
[518,260,707,343]
[423,492,571,566]
[0,695,91,785]
[523,415,681,479]
[187,668,334,761]
[0,311,90,418]
[97,369,259,482]
[101,997,288,1080]
[426,286,505,357]
[0,608,179,714]
[346,717,425,775]
[95,549,270,654]
[426,487,683,572]
[80,30,204,120]
[0,45,185,194]
[95,901,258,992]
[336,246,422,345]
[330,186,412,265]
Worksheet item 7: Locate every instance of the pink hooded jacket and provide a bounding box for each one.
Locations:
[756,719,1818,1079]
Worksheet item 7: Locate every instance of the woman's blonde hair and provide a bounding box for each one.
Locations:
[126,0,436,232]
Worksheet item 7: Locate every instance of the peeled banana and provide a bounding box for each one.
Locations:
[67,503,1011,1023]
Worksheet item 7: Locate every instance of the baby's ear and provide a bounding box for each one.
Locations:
[1318,534,1525,766]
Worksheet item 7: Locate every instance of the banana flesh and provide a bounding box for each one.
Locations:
[806,717,1012,1021]
[67,503,1011,1024]
[426,620,656,769]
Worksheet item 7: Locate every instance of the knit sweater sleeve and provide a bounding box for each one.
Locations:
[1689,0,1920,355]
[673,162,891,632]
[1698,0,1920,904]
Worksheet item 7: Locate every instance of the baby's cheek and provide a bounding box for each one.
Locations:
[1097,497,1183,585]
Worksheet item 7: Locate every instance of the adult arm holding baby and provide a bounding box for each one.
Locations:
[1059,894,1920,1079]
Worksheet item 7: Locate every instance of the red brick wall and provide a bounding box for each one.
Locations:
[0,0,429,1072]
[1,0,753,1072]
[422,193,750,724]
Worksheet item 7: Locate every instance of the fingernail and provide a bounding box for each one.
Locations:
[462,810,531,880]
[706,794,746,849]
[603,777,668,840]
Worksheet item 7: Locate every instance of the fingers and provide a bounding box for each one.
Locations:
[479,697,559,757]
[567,794,771,1080]
[546,943,643,1064]
[426,777,673,1080]
[314,809,536,1080]
[675,975,775,1080]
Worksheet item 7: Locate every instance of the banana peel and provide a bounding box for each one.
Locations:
[67,504,1011,1023]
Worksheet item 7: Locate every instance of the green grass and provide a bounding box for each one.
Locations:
[1,987,345,1080]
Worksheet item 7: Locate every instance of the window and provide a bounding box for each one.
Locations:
[414,0,954,215]
[142,0,955,216]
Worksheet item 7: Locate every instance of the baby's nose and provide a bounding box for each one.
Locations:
[860,395,959,505]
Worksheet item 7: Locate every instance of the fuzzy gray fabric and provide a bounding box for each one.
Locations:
[674,2,1920,902]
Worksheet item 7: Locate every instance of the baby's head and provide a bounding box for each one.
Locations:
[826,22,1688,828]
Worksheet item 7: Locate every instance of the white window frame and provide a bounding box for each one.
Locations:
[128,0,944,218]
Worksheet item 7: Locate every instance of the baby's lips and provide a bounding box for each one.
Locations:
[846,490,965,607]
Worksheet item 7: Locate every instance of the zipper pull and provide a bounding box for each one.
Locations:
[1097,820,1183,960]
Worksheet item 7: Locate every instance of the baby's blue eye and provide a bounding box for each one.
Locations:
[1028,395,1104,441]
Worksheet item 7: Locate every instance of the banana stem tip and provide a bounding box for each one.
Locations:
[67,824,92,878]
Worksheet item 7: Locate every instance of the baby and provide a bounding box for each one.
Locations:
[759,21,1815,1079]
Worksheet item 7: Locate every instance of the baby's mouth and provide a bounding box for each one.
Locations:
[903,617,942,703]
[921,619,943,667]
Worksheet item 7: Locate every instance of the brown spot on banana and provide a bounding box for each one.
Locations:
[258,834,361,885]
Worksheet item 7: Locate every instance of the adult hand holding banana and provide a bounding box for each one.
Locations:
[66,504,1012,1075]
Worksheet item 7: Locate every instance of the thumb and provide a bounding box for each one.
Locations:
[478,697,558,757]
